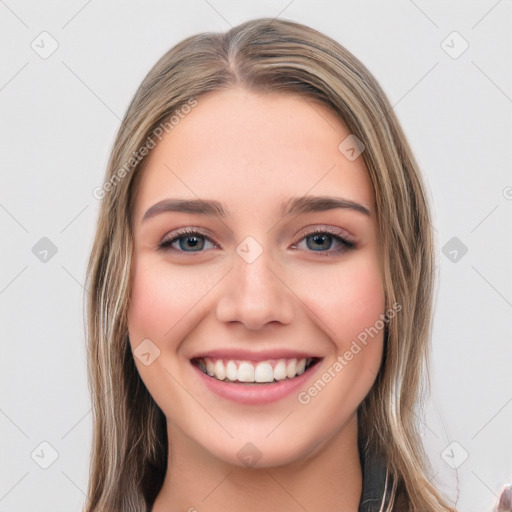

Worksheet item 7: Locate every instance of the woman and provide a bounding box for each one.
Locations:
[84,18,457,512]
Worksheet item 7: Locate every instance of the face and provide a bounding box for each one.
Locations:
[127,88,386,467]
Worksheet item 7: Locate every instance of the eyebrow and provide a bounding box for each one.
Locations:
[142,195,371,222]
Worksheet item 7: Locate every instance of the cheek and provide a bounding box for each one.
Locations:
[333,270,384,345]
[297,253,385,348]
[128,263,170,345]
[126,259,216,410]
[294,257,386,421]
[127,258,221,347]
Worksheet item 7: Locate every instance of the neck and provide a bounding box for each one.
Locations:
[152,415,362,512]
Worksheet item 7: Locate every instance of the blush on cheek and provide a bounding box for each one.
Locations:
[128,261,217,348]
[347,286,385,337]
[128,275,159,344]
[302,264,385,348]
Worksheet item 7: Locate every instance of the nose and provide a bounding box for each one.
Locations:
[215,247,295,331]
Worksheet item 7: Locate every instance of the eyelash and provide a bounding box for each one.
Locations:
[292,227,356,255]
[158,226,356,256]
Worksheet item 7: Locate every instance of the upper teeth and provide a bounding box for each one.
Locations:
[198,357,311,383]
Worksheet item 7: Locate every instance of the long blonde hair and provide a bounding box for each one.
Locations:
[84,17,456,512]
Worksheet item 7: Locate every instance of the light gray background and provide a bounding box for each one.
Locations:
[1,1,511,511]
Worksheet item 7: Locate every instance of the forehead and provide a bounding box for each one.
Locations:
[132,88,374,223]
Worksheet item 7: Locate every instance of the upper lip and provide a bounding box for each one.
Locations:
[189,349,321,362]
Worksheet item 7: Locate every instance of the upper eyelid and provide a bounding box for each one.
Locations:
[160,228,219,248]
[293,225,355,244]
[161,226,217,241]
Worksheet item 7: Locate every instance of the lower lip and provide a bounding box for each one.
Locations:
[192,361,322,405]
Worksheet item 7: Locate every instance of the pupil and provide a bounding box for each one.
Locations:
[181,236,203,251]
[308,234,331,251]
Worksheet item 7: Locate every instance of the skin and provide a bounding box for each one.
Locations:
[127,88,386,512]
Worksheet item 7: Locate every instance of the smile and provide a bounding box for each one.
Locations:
[193,357,319,384]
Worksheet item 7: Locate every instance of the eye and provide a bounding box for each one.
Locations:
[158,228,217,253]
[291,227,356,255]
[158,226,356,255]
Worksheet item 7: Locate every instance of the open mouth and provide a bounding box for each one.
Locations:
[192,356,321,384]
